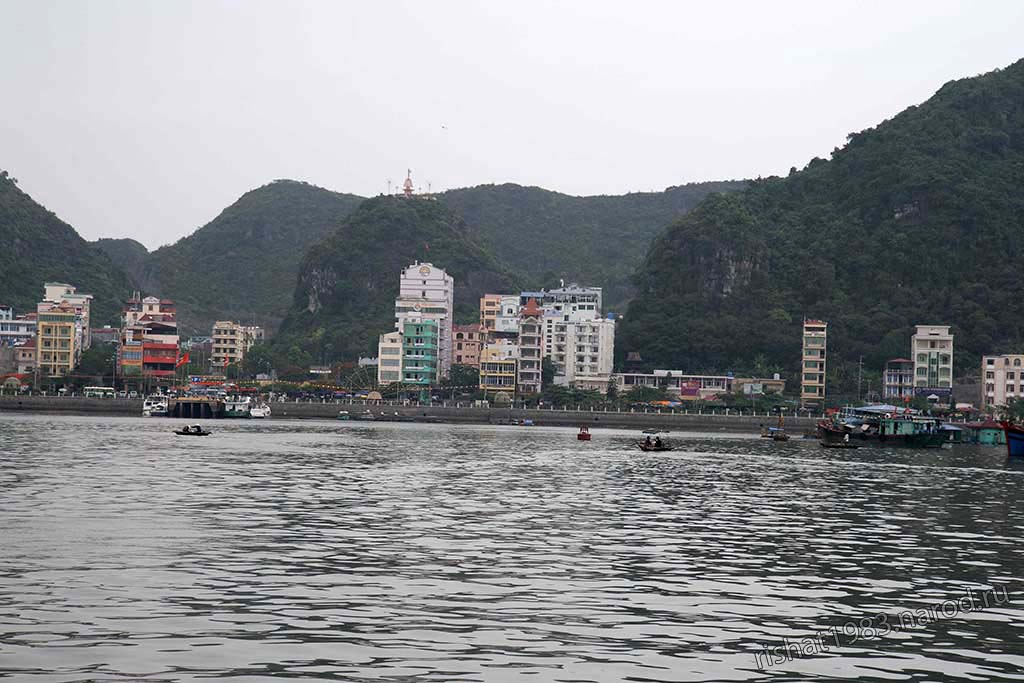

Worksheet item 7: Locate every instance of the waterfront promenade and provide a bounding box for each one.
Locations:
[0,394,821,432]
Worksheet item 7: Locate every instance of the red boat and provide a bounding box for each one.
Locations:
[577,426,591,441]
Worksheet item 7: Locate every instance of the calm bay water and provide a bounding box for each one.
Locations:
[1,414,1023,682]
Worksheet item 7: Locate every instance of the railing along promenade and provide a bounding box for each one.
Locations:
[0,392,841,431]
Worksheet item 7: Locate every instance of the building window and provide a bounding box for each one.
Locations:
[1016,359,1022,367]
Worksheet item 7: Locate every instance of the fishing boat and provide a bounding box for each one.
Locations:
[142,395,169,417]
[1001,422,1024,456]
[337,410,350,420]
[637,431,672,451]
[249,402,271,418]
[175,424,211,436]
[637,441,674,452]
[577,426,591,441]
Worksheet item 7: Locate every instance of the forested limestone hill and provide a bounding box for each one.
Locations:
[131,180,365,335]
[0,171,132,325]
[620,59,1024,390]
[439,181,747,311]
[272,196,518,369]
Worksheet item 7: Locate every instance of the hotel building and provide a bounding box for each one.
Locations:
[480,339,518,395]
[911,325,953,396]
[377,332,404,385]
[452,323,484,367]
[800,319,827,409]
[36,303,77,377]
[396,262,453,380]
[517,299,543,394]
[981,354,1024,409]
[211,321,265,369]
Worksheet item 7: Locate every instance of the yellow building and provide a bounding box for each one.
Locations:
[479,340,518,395]
[479,294,502,333]
[36,304,77,377]
[800,319,827,409]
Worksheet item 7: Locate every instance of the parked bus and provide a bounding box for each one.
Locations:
[83,386,116,398]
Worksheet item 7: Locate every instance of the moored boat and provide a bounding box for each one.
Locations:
[249,402,271,418]
[142,395,169,417]
[1001,422,1024,456]
[821,441,859,449]
[224,396,252,418]
[577,426,591,441]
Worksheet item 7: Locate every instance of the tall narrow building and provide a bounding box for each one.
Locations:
[911,324,953,401]
[392,262,454,381]
[800,319,827,410]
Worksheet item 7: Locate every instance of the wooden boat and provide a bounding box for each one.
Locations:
[577,426,591,441]
[1001,422,1024,456]
[637,441,674,452]
[821,441,859,449]
[175,425,211,436]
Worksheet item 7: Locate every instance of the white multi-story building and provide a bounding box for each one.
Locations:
[0,306,36,347]
[912,325,953,395]
[540,284,603,318]
[551,316,615,392]
[395,262,453,380]
[981,353,1024,409]
[377,331,404,385]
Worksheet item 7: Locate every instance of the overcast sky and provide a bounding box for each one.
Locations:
[2,1,1023,249]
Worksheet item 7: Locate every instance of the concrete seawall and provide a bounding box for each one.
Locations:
[0,395,821,433]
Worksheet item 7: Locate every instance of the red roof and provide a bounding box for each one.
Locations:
[520,297,543,317]
[966,421,1003,430]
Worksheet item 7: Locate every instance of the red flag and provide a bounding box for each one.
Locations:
[175,351,190,368]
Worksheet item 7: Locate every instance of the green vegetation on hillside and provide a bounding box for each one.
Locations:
[272,196,518,372]
[620,59,1024,393]
[440,181,747,311]
[129,180,364,335]
[92,237,149,285]
[0,171,132,324]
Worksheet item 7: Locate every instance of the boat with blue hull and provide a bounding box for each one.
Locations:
[1001,422,1024,456]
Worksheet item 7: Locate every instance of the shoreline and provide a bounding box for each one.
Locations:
[0,395,821,433]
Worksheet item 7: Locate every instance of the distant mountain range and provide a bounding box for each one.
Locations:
[7,57,1024,382]
[620,58,1024,387]
[83,179,742,336]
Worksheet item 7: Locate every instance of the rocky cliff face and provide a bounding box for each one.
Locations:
[620,58,1024,381]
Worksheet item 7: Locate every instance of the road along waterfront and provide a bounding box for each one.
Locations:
[0,394,820,432]
[1,414,1022,681]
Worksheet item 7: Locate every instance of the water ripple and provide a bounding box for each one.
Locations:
[1,414,1023,681]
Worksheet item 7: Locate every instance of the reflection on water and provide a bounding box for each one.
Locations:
[1,414,1022,682]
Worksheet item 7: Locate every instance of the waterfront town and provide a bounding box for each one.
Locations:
[0,269,1020,428]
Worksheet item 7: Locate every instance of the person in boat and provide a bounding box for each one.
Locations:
[843,433,849,443]
[654,436,663,449]
[644,435,653,448]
